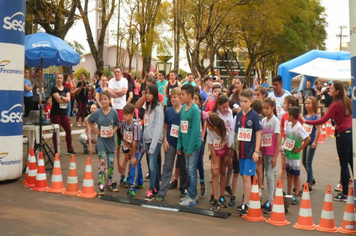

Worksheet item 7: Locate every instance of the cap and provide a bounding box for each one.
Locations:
[328,81,333,85]
[69,70,75,74]
[204,75,214,82]
[324,83,327,86]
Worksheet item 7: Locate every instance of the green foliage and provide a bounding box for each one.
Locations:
[178,68,188,78]
[74,68,89,79]
[104,67,113,77]
[131,70,141,80]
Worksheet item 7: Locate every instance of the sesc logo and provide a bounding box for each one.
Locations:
[32,41,51,48]
[3,12,25,32]
[0,104,23,123]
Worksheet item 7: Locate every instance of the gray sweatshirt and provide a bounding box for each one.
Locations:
[143,103,164,154]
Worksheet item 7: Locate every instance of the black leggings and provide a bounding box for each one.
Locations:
[24,96,33,117]
[336,128,353,195]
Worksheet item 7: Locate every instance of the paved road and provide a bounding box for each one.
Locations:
[0,129,350,235]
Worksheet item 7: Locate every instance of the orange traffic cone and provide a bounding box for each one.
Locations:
[25,148,37,188]
[62,155,80,196]
[317,129,324,144]
[321,124,327,140]
[31,152,49,192]
[326,119,333,136]
[316,184,337,233]
[22,156,30,184]
[265,179,290,226]
[78,157,97,198]
[242,176,265,222]
[294,183,315,230]
[47,153,65,193]
[339,186,356,234]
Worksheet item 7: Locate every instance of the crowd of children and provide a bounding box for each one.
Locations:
[83,73,327,217]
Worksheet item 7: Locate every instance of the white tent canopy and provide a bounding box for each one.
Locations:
[289,58,351,81]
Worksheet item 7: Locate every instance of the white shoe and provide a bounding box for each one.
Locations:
[179,197,196,207]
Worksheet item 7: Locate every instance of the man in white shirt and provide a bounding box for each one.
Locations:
[108,66,128,122]
[267,75,291,120]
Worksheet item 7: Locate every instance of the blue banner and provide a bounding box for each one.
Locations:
[0,0,25,45]
[0,90,23,136]
[352,56,356,117]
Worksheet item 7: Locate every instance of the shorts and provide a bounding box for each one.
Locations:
[285,158,300,176]
[122,146,130,154]
[232,155,240,174]
[239,158,256,176]
[116,129,123,145]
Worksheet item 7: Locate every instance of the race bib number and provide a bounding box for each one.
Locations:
[59,103,68,109]
[170,124,179,138]
[277,107,283,116]
[303,124,313,134]
[144,113,149,126]
[237,128,252,142]
[213,139,224,150]
[124,130,133,143]
[101,126,112,138]
[181,121,188,134]
[261,134,272,147]
[283,137,295,151]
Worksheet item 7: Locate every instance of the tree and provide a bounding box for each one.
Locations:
[26,0,78,39]
[75,0,117,72]
[67,40,85,55]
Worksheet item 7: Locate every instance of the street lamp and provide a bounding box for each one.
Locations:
[156,55,173,75]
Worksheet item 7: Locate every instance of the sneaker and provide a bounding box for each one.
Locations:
[236,204,243,211]
[228,196,236,206]
[264,204,273,214]
[81,122,85,126]
[153,187,159,196]
[333,193,347,202]
[98,188,105,196]
[181,189,188,198]
[291,196,299,205]
[76,122,81,127]
[225,185,233,196]
[127,190,136,198]
[144,172,150,182]
[83,145,88,154]
[106,182,119,192]
[219,196,228,208]
[301,183,313,194]
[120,179,128,187]
[95,145,98,154]
[137,184,144,189]
[67,150,77,155]
[156,195,164,202]
[144,189,154,201]
[312,178,316,186]
[261,200,270,208]
[181,195,199,203]
[210,199,220,211]
[200,182,207,197]
[240,204,248,216]
[169,179,178,189]
[179,197,196,207]
[209,194,214,205]
[335,183,342,192]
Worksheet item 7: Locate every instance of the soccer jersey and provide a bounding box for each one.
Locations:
[234,109,263,159]
[165,106,181,148]
[284,122,309,160]
[261,115,280,156]
[281,112,303,141]
[267,90,292,120]
[120,119,143,153]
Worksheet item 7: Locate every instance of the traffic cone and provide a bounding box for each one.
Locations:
[77,157,97,198]
[330,126,335,138]
[22,156,31,184]
[316,184,338,233]
[31,152,49,192]
[265,179,290,226]
[47,153,65,193]
[293,183,315,230]
[326,119,333,136]
[317,130,324,144]
[338,186,356,234]
[62,155,80,196]
[242,176,266,222]
[25,148,37,188]
[321,124,327,140]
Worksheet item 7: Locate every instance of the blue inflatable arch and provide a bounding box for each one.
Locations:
[277,50,350,91]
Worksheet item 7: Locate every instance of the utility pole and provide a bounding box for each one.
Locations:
[116,0,121,66]
[336,25,348,51]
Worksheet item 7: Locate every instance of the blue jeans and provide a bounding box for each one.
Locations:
[302,144,316,185]
[336,128,353,195]
[128,152,144,193]
[67,100,71,117]
[147,143,162,190]
[197,141,205,182]
[186,148,200,199]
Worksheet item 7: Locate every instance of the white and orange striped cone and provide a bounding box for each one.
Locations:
[338,186,356,234]
[25,148,37,188]
[321,124,327,140]
[326,119,333,136]
[77,157,97,198]
[62,155,80,196]
[242,176,266,222]
[316,184,337,233]
[22,156,30,184]
[31,152,49,192]
[47,153,65,193]
[293,183,315,230]
[265,179,290,226]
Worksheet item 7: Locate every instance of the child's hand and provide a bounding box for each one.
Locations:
[294,147,302,153]
[271,157,277,168]
[164,140,169,153]
[108,130,114,138]
[252,152,259,162]
[224,155,229,165]
[94,128,100,136]
[299,114,306,123]
[177,150,181,155]
[211,165,219,176]
[311,142,316,149]
[130,157,137,167]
